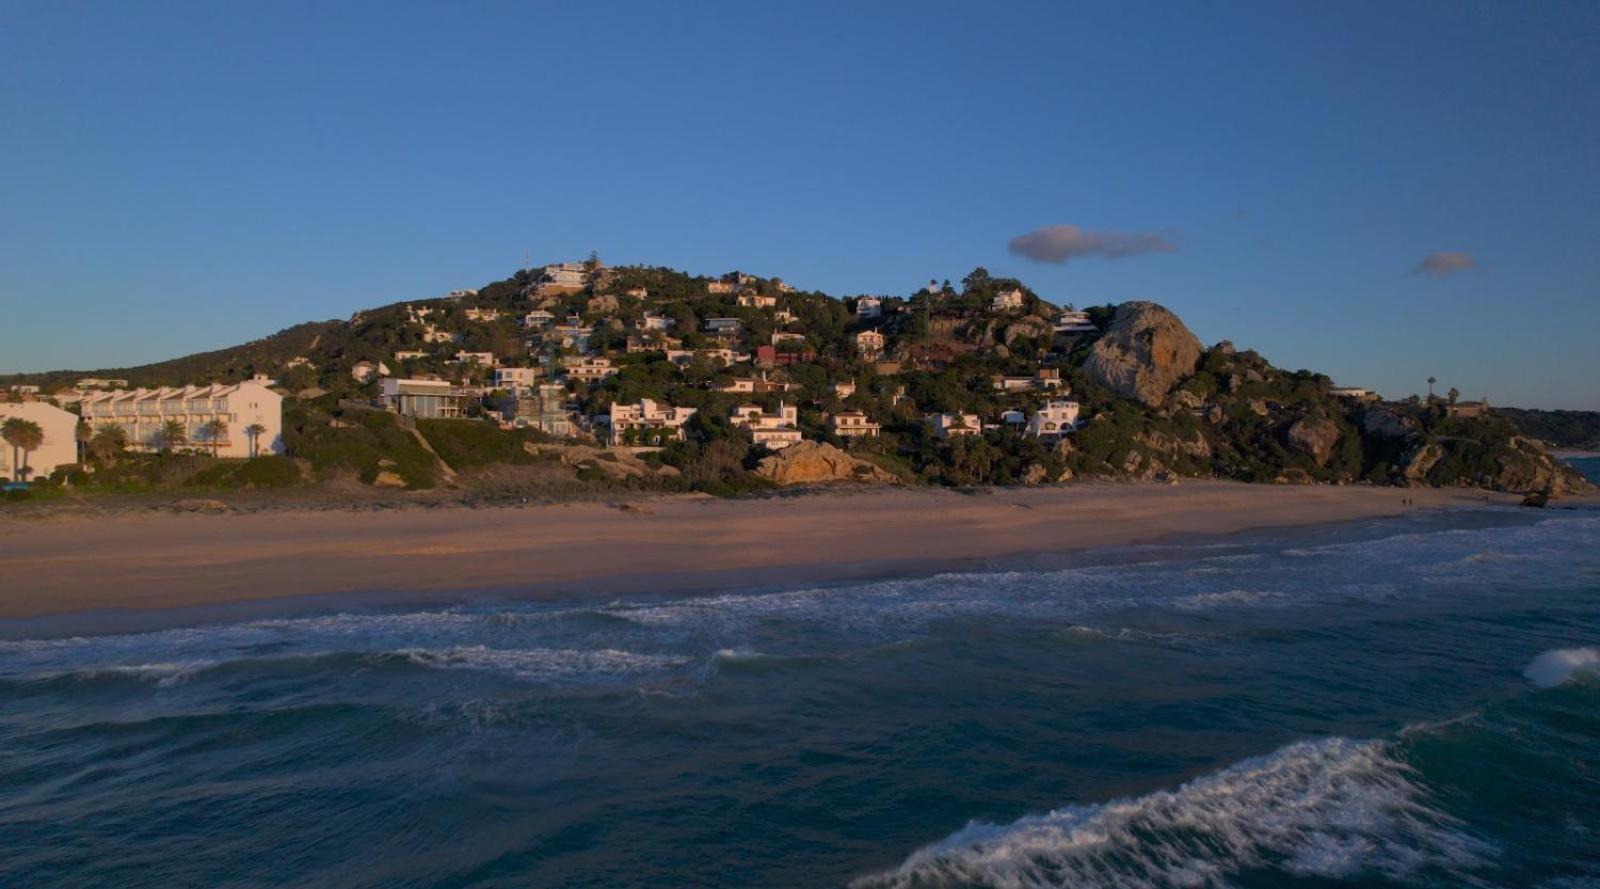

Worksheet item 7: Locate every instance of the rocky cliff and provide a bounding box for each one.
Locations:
[1082,301,1204,406]
[754,442,898,486]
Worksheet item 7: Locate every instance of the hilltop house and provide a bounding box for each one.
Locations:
[927,412,982,439]
[993,289,1026,311]
[772,279,796,293]
[537,262,588,295]
[1054,309,1097,334]
[833,381,857,399]
[706,280,734,294]
[79,381,284,456]
[505,383,573,436]
[992,368,1064,392]
[854,296,883,319]
[351,360,391,383]
[829,410,880,438]
[854,329,886,357]
[463,307,502,322]
[730,402,803,450]
[453,351,496,366]
[601,399,697,445]
[0,401,78,481]
[737,293,778,308]
[704,318,744,337]
[522,310,556,329]
[1027,399,1081,440]
[639,313,676,332]
[756,344,815,368]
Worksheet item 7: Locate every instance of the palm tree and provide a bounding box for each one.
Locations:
[74,421,93,465]
[1426,376,1437,399]
[88,424,127,464]
[2,417,45,483]
[245,423,268,458]
[156,420,188,454]
[201,418,229,458]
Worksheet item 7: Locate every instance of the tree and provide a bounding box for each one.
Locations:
[245,423,268,458]
[1427,376,1437,399]
[156,420,188,454]
[75,421,93,465]
[88,425,127,464]
[2,417,44,482]
[201,418,229,458]
[1447,387,1460,405]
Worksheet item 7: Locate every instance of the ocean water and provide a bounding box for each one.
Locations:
[3,502,1599,888]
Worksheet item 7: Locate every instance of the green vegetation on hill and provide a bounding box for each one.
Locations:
[1497,407,1600,451]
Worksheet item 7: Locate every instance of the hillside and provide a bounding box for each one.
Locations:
[1497,407,1600,451]
[4,260,1590,501]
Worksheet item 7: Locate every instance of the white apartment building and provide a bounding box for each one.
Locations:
[602,399,697,445]
[79,381,284,457]
[829,410,880,438]
[0,401,78,481]
[730,402,803,450]
[540,263,588,292]
[1027,399,1081,440]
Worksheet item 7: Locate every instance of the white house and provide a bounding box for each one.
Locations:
[0,401,78,481]
[705,318,744,335]
[639,313,677,332]
[1027,399,1081,440]
[78,381,284,457]
[464,307,502,322]
[538,263,588,293]
[737,293,778,308]
[772,279,796,293]
[394,350,429,361]
[1054,309,1097,334]
[833,381,857,399]
[730,402,803,450]
[993,289,1025,311]
[855,296,883,318]
[493,367,538,391]
[422,325,458,344]
[706,280,734,294]
[854,329,886,357]
[522,310,556,329]
[829,410,880,438]
[379,378,469,419]
[454,351,497,366]
[351,360,391,382]
[928,412,982,439]
[602,399,697,445]
[561,356,617,383]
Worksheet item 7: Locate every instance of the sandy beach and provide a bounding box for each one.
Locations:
[0,481,1534,625]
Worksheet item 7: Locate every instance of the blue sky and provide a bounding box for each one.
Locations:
[2,1,1597,408]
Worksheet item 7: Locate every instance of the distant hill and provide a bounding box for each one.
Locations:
[1498,407,1600,451]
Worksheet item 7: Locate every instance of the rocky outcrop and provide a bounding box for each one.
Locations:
[1361,407,1417,441]
[1400,442,1444,486]
[754,441,897,486]
[523,444,681,481]
[1285,415,1341,466]
[1082,301,1203,407]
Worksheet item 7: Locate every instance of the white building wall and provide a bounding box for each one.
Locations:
[0,401,79,480]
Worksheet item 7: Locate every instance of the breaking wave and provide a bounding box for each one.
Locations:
[852,737,1491,889]
[1524,647,1600,689]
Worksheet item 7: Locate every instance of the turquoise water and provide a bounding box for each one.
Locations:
[3,502,1599,887]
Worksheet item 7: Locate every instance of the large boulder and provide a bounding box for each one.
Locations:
[1285,415,1341,466]
[1361,407,1417,441]
[1082,301,1203,406]
[754,442,897,486]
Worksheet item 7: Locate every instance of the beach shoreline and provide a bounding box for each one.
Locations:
[1,480,1565,635]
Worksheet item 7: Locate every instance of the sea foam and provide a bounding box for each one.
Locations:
[1523,647,1600,688]
[852,737,1489,889]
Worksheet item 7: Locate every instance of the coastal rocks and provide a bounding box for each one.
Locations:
[372,470,407,488]
[1492,438,1593,497]
[524,443,680,481]
[1082,301,1204,407]
[1021,463,1050,486]
[172,498,229,513]
[754,441,897,486]
[1400,442,1444,486]
[1285,415,1341,466]
[1362,407,1417,441]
